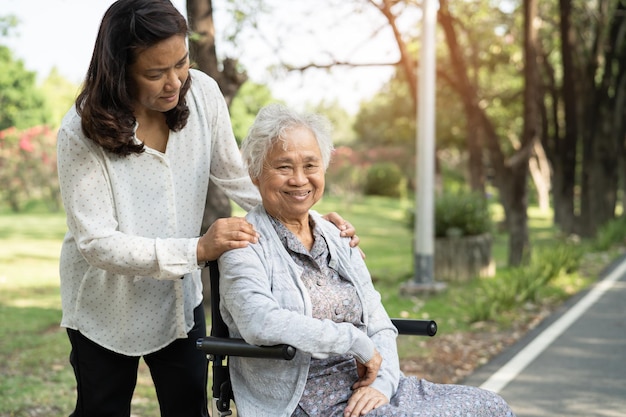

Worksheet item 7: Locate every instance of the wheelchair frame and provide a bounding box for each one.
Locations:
[196,261,437,416]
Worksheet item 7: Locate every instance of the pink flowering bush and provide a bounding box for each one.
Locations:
[0,125,60,212]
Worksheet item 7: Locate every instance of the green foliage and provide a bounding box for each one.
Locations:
[0,45,52,130]
[229,81,276,144]
[459,242,584,323]
[306,99,356,145]
[40,68,80,127]
[349,0,525,170]
[406,190,492,237]
[354,73,415,147]
[435,191,493,237]
[0,125,61,212]
[0,15,19,37]
[593,215,626,251]
[363,162,406,198]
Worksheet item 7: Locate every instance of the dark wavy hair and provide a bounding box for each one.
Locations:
[75,0,191,155]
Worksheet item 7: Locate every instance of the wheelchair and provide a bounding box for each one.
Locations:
[196,261,437,417]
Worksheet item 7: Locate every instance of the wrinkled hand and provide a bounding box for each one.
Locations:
[197,217,259,262]
[352,350,382,390]
[344,386,389,417]
[322,212,361,249]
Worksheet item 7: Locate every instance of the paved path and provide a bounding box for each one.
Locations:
[463,256,626,417]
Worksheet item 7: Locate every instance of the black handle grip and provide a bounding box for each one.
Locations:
[196,336,296,360]
[391,319,437,337]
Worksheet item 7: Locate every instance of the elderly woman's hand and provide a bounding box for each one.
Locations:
[322,212,361,250]
[344,386,389,417]
[197,217,259,262]
[352,349,382,390]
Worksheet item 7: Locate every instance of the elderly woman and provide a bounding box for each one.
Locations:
[218,103,515,417]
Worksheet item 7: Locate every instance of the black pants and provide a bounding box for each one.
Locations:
[67,305,209,417]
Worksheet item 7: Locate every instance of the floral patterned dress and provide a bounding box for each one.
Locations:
[269,216,515,417]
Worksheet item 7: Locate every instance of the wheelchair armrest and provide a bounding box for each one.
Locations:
[391,319,437,337]
[196,336,296,360]
[197,319,435,361]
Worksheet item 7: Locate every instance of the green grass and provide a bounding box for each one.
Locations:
[0,212,73,416]
[0,198,611,416]
[0,212,161,416]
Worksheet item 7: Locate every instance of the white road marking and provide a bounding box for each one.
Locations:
[479,258,626,393]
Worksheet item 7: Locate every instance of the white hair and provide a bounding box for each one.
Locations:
[240,103,334,180]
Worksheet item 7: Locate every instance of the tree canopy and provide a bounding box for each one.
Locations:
[0,44,51,130]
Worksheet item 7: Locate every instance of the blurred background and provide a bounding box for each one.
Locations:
[1,1,625,415]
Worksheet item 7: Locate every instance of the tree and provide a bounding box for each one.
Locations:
[577,1,625,237]
[274,0,536,265]
[40,67,80,127]
[437,0,536,265]
[541,0,626,237]
[185,0,270,303]
[0,44,51,130]
[0,15,18,37]
[185,0,250,236]
[354,72,415,147]
[229,81,275,143]
[186,0,249,104]
[210,0,625,257]
[306,99,357,145]
[0,15,52,130]
[545,0,577,233]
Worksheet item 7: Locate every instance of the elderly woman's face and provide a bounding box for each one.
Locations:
[253,126,325,221]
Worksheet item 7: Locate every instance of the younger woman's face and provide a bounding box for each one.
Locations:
[128,34,190,117]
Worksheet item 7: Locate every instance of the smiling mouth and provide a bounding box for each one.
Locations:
[285,190,311,198]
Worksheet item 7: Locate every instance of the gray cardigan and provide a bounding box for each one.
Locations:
[218,205,400,417]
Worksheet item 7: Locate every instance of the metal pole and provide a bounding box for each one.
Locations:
[403,0,445,294]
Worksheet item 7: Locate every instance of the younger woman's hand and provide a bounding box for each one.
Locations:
[322,212,361,249]
[197,217,259,262]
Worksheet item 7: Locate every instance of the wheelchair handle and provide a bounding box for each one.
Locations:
[391,319,437,337]
[196,336,296,360]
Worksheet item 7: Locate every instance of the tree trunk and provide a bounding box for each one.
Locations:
[186,0,219,81]
[578,1,625,236]
[505,0,540,265]
[438,0,532,266]
[186,0,249,304]
[467,114,485,195]
[581,101,620,236]
[553,0,578,234]
[377,0,418,109]
[186,0,248,104]
[585,124,619,236]
[528,141,551,212]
